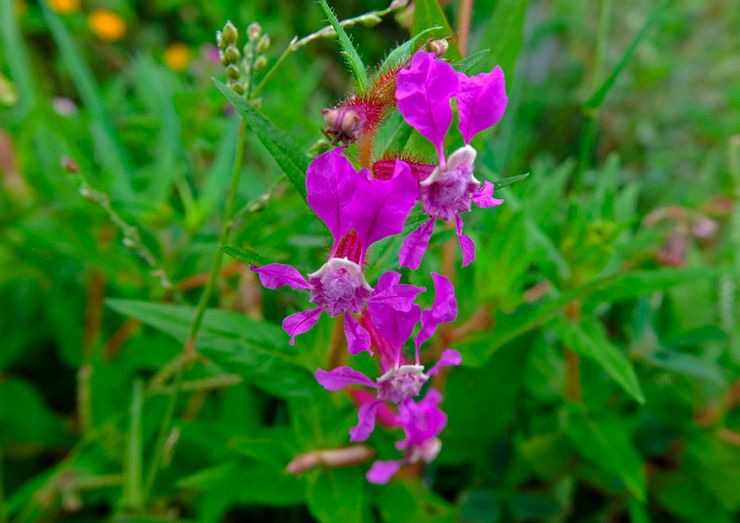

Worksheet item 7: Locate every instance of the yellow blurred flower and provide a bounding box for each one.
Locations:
[49,0,80,14]
[88,9,126,43]
[164,43,193,72]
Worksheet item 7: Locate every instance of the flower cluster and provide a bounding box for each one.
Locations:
[252,49,507,483]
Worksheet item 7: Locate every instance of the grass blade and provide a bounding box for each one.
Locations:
[317,0,368,95]
[41,4,134,199]
[412,0,462,60]
[584,0,668,110]
[479,0,530,78]
[0,1,36,118]
[379,26,441,74]
[214,80,308,202]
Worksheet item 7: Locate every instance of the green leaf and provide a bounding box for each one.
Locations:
[307,468,367,523]
[0,0,35,117]
[585,267,732,306]
[214,79,308,201]
[0,378,72,448]
[453,49,491,74]
[555,318,644,404]
[479,0,530,77]
[488,172,530,189]
[565,407,646,501]
[106,299,318,398]
[222,245,269,266]
[379,26,441,74]
[317,0,368,95]
[442,342,531,464]
[376,479,457,522]
[41,3,134,199]
[412,0,462,60]
[584,0,668,110]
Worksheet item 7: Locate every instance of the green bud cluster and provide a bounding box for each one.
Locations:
[215,19,272,97]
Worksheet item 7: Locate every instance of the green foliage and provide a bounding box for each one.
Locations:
[1,0,738,521]
[215,79,309,201]
[317,0,368,95]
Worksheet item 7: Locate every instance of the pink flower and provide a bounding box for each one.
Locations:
[251,148,422,352]
[366,389,448,484]
[314,274,461,441]
[395,51,507,270]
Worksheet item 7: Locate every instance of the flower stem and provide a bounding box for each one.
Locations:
[143,117,247,502]
[458,0,474,56]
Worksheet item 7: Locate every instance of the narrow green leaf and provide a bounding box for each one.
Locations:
[106,299,317,398]
[489,172,530,189]
[585,267,732,306]
[479,0,530,77]
[379,26,441,74]
[41,3,134,199]
[584,0,668,110]
[453,49,491,74]
[222,245,269,266]
[0,0,35,117]
[215,80,308,201]
[481,0,529,77]
[565,408,646,501]
[317,0,368,95]
[123,378,144,511]
[412,0,462,60]
[556,318,644,403]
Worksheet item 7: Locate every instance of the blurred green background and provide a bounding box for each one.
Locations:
[1,0,739,521]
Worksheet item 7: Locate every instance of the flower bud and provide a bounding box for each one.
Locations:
[215,30,224,49]
[358,14,382,27]
[427,39,449,57]
[222,21,238,45]
[247,22,261,42]
[223,44,240,64]
[254,55,267,71]
[256,34,270,53]
[62,156,79,174]
[226,64,240,80]
[231,82,246,96]
[322,107,366,144]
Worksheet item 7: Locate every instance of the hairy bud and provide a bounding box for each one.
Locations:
[427,39,449,57]
[322,107,366,144]
[254,55,267,71]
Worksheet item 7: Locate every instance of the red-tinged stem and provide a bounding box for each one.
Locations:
[458,0,474,56]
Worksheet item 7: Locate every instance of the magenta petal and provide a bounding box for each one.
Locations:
[347,161,419,256]
[282,307,322,346]
[306,148,361,243]
[250,264,311,290]
[415,273,458,351]
[349,400,383,442]
[427,348,462,376]
[455,214,476,267]
[368,303,421,351]
[396,51,459,162]
[344,314,372,355]
[399,218,436,270]
[375,271,402,292]
[367,460,403,484]
[370,283,426,312]
[456,66,508,144]
[472,181,504,208]
[315,366,377,391]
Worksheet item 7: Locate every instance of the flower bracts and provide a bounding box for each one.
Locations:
[251,50,508,483]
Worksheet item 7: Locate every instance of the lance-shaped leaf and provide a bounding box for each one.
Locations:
[318,0,368,95]
[215,80,308,202]
[555,318,644,404]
